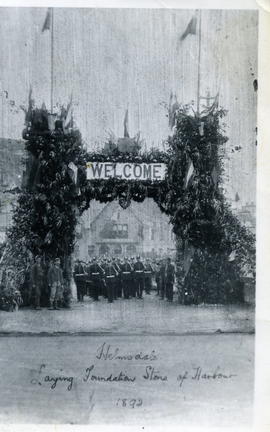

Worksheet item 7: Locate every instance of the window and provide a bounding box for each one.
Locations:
[100,223,128,239]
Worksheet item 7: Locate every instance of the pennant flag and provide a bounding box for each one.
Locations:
[68,162,78,185]
[124,109,129,138]
[180,16,197,41]
[168,92,180,129]
[42,8,51,32]
[228,250,236,262]
[184,157,195,189]
[63,93,73,130]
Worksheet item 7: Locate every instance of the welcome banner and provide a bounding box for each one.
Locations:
[86,162,167,181]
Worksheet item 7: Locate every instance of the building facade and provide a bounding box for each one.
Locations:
[75,199,175,260]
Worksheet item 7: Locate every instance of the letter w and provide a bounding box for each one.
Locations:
[92,163,103,178]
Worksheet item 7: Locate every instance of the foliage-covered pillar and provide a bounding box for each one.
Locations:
[5,106,86,306]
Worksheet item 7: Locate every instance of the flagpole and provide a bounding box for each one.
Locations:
[50,7,54,114]
[196,10,202,115]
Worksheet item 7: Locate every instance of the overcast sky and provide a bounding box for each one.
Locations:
[0,8,257,204]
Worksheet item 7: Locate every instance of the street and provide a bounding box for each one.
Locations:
[0,293,254,335]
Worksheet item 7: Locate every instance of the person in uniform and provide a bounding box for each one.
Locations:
[133,255,145,299]
[85,259,94,299]
[104,258,118,303]
[164,257,175,302]
[30,255,44,310]
[144,258,154,295]
[121,257,133,299]
[47,258,64,310]
[112,257,121,298]
[154,261,162,296]
[73,259,86,302]
[129,257,136,297]
[88,257,104,301]
[99,257,108,298]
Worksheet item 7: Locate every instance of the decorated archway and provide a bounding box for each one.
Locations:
[1,101,255,307]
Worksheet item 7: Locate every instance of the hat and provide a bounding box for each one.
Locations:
[136,255,140,260]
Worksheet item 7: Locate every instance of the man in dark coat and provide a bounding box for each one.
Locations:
[129,257,136,297]
[112,257,121,298]
[73,259,86,302]
[104,258,118,303]
[144,258,154,294]
[133,256,145,299]
[88,257,104,301]
[47,258,64,310]
[154,261,162,296]
[121,257,133,299]
[165,257,175,302]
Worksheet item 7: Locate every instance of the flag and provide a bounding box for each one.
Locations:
[180,16,197,41]
[184,157,195,189]
[63,93,73,131]
[42,8,51,32]
[124,109,129,138]
[68,162,78,185]
[228,250,236,262]
[168,92,180,129]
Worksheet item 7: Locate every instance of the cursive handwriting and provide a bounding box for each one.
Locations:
[143,365,168,381]
[96,342,158,361]
[31,364,74,391]
[83,365,136,383]
[191,366,237,381]
[30,362,237,393]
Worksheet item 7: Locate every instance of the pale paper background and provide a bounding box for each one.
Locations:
[0,0,268,431]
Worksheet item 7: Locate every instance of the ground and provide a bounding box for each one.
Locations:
[0,292,254,335]
[0,293,254,427]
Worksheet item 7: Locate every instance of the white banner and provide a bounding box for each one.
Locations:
[86,162,167,181]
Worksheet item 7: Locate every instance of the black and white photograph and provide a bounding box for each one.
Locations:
[0,2,259,428]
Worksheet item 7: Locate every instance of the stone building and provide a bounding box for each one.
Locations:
[75,199,175,260]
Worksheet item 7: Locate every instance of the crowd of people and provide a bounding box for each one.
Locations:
[73,255,176,305]
[0,254,176,311]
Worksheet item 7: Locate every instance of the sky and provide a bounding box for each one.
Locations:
[0,8,258,204]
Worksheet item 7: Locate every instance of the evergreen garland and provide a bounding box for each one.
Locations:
[0,102,255,308]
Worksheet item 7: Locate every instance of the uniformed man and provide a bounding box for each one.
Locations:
[112,257,121,298]
[144,258,154,295]
[165,257,175,302]
[88,257,104,301]
[121,257,133,299]
[104,258,118,303]
[133,255,145,299]
[129,256,136,297]
[154,261,162,296]
[99,257,108,298]
[73,259,86,302]
[47,258,64,310]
